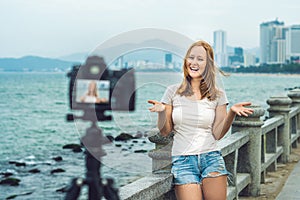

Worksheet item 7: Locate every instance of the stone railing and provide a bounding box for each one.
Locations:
[119,89,300,200]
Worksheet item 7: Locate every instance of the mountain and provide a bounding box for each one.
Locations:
[0,56,79,72]
[91,38,190,65]
[59,52,89,63]
[59,49,169,64]
[57,37,189,66]
[0,49,176,72]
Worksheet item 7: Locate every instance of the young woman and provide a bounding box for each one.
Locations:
[148,40,253,200]
[80,81,107,103]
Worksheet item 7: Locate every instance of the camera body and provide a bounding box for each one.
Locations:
[68,56,135,113]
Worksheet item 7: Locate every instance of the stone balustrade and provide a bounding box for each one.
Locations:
[119,89,300,200]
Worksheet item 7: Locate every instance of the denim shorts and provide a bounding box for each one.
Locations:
[171,151,228,185]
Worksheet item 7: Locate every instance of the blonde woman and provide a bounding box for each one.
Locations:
[80,81,107,103]
[148,40,253,200]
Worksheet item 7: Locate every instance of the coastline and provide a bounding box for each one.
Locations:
[135,70,300,77]
[227,72,300,77]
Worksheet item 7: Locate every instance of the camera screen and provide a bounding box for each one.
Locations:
[76,79,110,104]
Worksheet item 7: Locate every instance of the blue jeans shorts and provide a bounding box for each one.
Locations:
[171,151,228,185]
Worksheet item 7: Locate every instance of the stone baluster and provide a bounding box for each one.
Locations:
[267,96,292,163]
[148,129,173,173]
[232,105,265,196]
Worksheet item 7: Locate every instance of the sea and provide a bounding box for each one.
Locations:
[0,71,299,199]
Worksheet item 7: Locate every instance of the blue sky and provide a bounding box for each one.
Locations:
[1,0,299,58]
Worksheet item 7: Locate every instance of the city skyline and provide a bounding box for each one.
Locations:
[260,19,300,65]
[1,0,300,58]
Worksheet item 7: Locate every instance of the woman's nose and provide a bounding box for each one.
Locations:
[191,58,198,65]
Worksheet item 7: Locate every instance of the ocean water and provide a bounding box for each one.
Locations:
[0,72,299,199]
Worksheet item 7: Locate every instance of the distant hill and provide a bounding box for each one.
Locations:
[91,37,190,65]
[59,49,170,64]
[0,56,79,72]
[0,50,178,72]
[59,52,89,63]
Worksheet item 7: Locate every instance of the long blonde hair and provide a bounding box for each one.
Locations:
[177,40,226,101]
[87,81,99,97]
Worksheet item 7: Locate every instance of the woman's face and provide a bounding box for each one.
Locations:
[186,45,207,79]
[88,82,96,93]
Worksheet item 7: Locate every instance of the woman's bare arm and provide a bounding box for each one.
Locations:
[148,100,173,136]
[213,102,253,140]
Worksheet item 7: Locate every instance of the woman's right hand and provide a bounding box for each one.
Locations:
[148,100,166,112]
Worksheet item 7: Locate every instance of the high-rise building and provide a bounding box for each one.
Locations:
[165,53,172,64]
[274,39,286,64]
[286,25,300,63]
[164,53,173,68]
[260,19,286,64]
[234,47,244,57]
[244,52,256,67]
[228,47,244,67]
[213,30,228,67]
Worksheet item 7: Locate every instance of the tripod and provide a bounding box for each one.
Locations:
[65,111,120,200]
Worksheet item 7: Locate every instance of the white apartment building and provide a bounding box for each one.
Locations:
[260,19,286,64]
[286,25,300,63]
[213,30,228,67]
[244,52,256,67]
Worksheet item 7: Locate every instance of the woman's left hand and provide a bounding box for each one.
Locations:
[230,102,254,117]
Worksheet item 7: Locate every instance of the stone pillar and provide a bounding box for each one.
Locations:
[287,89,300,146]
[148,129,173,173]
[288,89,300,107]
[267,96,292,163]
[232,105,265,196]
[147,130,177,200]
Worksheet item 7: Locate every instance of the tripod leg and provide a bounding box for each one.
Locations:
[86,151,102,200]
[64,178,83,200]
[103,178,120,200]
[80,120,120,200]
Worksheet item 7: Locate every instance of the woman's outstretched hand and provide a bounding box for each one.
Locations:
[231,102,254,117]
[148,100,166,112]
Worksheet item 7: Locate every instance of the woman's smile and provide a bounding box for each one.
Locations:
[189,66,200,72]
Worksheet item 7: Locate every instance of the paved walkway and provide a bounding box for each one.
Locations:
[276,160,300,200]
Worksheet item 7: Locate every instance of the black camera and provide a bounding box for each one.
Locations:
[68,56,135,114]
